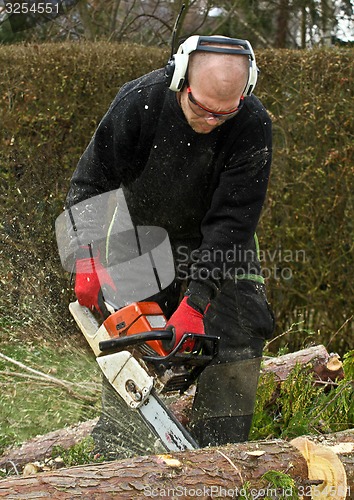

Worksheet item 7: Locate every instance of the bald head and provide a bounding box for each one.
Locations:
[188,48,249,99]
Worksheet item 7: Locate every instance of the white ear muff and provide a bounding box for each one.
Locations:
[166,35,200,91]
[243,40,258,96]
[168,53,190,92]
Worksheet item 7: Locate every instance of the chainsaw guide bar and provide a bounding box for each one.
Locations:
[97,351,198,451]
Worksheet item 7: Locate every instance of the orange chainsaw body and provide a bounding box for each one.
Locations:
[102,301,169,356]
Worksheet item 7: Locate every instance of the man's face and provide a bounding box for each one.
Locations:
[180,85,243,134]
[179,51,249,134]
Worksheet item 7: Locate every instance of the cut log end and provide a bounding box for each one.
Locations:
[291,436,348,500]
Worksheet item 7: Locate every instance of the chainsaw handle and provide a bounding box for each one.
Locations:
[97,289,111,320]
[99,330,173,352]
[144,333,219,362]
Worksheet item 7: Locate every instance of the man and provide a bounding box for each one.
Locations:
[66,35,275,453]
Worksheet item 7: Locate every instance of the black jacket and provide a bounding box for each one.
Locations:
[66,68,272,302]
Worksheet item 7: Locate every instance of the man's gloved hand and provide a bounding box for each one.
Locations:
[75,253,115,315]
[165,296,208,352]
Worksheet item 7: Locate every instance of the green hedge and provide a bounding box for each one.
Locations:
[0,42,353,353]
[258,48,353,352]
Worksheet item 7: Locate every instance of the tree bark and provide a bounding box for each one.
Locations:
[261,344,344,383]
[1,430,354,498]
[275,0,290,48]
[0,438,310,498]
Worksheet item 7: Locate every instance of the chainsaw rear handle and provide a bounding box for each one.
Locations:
[144,333,219,363]
[99,330,173,352]
[97,289,113,320]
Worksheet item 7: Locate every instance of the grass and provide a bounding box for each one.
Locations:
[0,323,102,455]
[51,436,105,467]
[0,249,102,457]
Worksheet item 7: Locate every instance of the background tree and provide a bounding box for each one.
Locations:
[0,0,352,46]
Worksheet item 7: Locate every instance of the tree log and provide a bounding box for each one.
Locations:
[1,430,354,498]
[0,438,310,498]
[0,419,98,473]
[261,344,344,383]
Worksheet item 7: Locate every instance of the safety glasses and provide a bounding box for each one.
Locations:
[187,86,243,121]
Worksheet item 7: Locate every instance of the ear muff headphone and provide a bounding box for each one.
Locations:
[164,35,258,96]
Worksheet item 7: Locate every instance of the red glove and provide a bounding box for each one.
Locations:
[75,254,115,315]
[166,296,206,352]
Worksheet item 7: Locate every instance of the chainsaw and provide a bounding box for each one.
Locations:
[69,298,219,452]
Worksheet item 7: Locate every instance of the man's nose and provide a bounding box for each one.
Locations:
[203,114,220,124]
